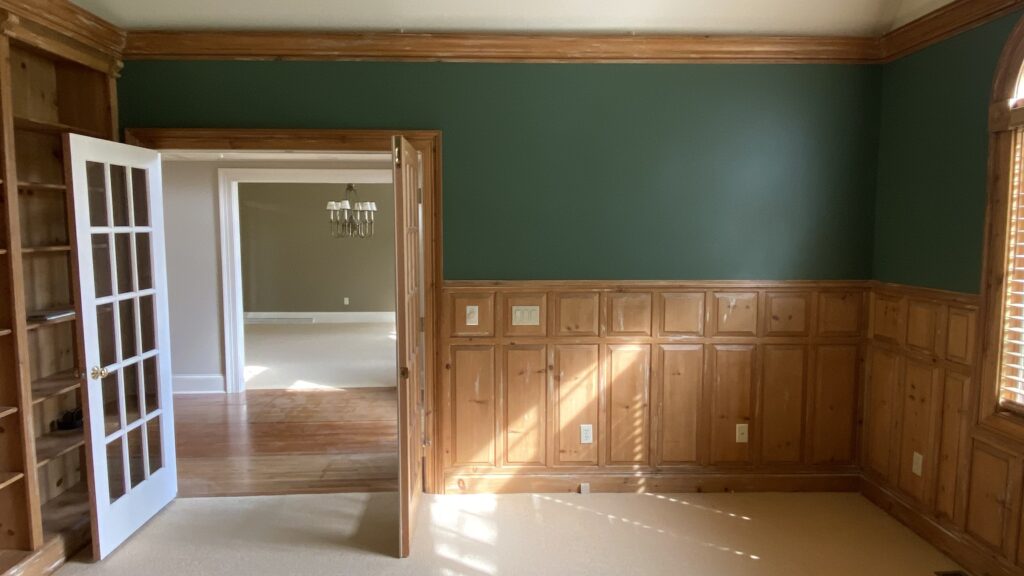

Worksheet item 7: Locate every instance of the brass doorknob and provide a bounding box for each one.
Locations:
[90,366,109,380]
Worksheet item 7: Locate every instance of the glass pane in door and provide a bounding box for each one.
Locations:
[87,162,108,227]
[106,438,126,503]
[111,165,130,227]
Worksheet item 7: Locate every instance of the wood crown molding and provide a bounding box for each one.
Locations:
[0,0,124,58]
[120,0,1023,64]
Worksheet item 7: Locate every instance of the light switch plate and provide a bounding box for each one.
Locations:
[465,305,479,326]
[580,424,594,444]
[511,305,541,326]
[736,423,749,443]
[912,452,923,476]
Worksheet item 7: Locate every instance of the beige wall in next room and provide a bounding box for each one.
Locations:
[238,182,396,314]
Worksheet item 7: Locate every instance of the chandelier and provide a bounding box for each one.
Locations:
[325,184,377,239]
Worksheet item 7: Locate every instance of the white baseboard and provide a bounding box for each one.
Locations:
[173,373,226,394]
[244,311,396,324]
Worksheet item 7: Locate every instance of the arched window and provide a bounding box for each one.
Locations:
[981,17,1024,433]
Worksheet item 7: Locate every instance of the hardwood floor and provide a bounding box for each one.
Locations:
[174,388,398,497]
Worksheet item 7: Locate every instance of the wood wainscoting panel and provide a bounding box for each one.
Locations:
[760,345,805,463]
[936,371,970,521]
[554,344,600,465]
[605,292,653,337]
[657,344,703,465]
[659,292,705,336]
[709,344,755,464]
[503,293,547,338]
[606,344,651,465]
[871,292,907,345]
[503,345,547,466]
[713,292,759,337]
[451,346,497,466]
[811,345,859,464]
[818,291,863,336]
[966,443,1013,552]
[553,292,600,337]
[946,306,977,366]
[451,293,496,337]
[906,300,942,357]
[865,346,900,479]
[765,292,810,336]
[897,358,943,504]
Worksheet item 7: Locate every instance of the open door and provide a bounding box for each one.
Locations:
[66,134,177,559]
[393,135,424,558]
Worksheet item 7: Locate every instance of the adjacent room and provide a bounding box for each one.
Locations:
[0,0,1023,575]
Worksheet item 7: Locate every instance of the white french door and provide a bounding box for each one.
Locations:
[67,134,177,559]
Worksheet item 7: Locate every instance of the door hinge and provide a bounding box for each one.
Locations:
[400,366,410,379]
[394,146,401,167]
[417,185,423,204]
[418,316,424,333]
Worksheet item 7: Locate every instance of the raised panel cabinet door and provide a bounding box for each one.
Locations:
[451,346,496,466]
[818,291,862,336]
[897,359,943,503]
[710,345,754,464]
[659,292,705,336]
[871,293,906,345]
[607,345,650,464]
[451,292,495,337]
[554,292,600,337]
[905,300,940,357]
[761,345,805,463]
[503,345,546,466]
[68,135,176,560]
[865,347,899,478]
[713,292,758,336]
[811,345,858,464]
[765,293,810,336]
[659,345,703,464]
[945,307,977,365]
[936,372,969,520]
[554,345,600,465]
[966,445,1011,552]
[605,292,652,336]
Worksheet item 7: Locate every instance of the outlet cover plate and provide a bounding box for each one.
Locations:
[580,424,594,444]
[736,423,749,443]
[465,305,479,326]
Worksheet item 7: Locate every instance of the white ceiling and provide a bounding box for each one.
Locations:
[71,0,955,36]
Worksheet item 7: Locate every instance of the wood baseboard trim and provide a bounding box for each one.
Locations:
[860,476,1018,576]
[444,472,862,494]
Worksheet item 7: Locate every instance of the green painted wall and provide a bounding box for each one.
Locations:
[873,12,1021,294]
[118,62,881,280]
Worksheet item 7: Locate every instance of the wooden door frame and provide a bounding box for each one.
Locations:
[124,128,443,495]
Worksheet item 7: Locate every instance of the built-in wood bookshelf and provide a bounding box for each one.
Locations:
[0,2,123,573]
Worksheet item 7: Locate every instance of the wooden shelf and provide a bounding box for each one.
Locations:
[17,181,66,192]
[14,116,105,139]
[41,484,90,539]
[0,550,29,575]
[26,313,76,331]
[35,431,84,468]
[21,245,71,254]
[31,371,81,404]
[0,406,17,420]
[0,472,24,491]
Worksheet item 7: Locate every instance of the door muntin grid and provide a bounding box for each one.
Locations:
[85,161,164,504]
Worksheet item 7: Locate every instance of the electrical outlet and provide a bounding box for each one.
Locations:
[736,423,749,443]
[343,297,350,306]
[579,482,591,495]
[912,452,924,477]
[466,305,479,326]
[580,424,594,444]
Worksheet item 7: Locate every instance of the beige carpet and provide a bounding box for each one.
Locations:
[56,492,960,575]
[243,322,397,390]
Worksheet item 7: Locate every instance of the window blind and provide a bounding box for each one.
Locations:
[1000,128,1024,413]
